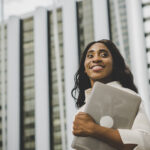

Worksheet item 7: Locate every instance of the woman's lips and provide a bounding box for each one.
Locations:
[92,66,104,71]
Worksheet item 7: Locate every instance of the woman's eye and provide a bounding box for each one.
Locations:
[87,54,93,58]
[100,52,108,57]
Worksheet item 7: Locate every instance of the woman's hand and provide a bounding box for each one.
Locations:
[72,112,137,150]
[72,112,96,137]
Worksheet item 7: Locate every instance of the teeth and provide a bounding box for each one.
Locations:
[93,66,102,69]
[91,65,103,69]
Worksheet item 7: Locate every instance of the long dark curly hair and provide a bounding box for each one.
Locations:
[71,39,138,108]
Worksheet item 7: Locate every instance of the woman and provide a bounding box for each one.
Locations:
[71,39,150,150]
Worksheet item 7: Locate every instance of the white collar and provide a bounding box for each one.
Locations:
[106,81,122,88]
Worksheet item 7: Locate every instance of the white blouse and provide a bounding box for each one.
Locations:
[74,81,150,150]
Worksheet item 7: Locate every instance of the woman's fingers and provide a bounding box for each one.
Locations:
[75,112,95,123]
[72,112,96,136]
[73,124,78,130]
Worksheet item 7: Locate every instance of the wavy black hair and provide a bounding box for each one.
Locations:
[71,39,138,108]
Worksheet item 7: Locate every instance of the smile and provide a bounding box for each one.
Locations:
[90,65,105,71]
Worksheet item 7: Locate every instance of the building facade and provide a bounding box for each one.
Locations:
[142,0,150,82]
[0,0,150,150]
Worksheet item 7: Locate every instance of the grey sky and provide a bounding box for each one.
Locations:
[2,0,53,19]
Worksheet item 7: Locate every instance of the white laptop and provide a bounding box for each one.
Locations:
[72,81,141,150]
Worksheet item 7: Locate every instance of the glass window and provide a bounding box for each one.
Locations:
[108,0,131,66]
[76,0,94,58]
[0,24,7,150]
[49,8,66,150]
[20,17,35,150]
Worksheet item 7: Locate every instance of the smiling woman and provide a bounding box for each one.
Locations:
[84,43,113,86]
[71,39,150,150]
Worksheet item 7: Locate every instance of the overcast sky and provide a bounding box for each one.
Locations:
[2,0,53,19]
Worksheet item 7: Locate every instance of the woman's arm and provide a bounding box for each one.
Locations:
[72,112,136,150]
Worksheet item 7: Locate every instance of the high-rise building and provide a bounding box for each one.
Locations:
[142,0,150,83]
[76,0,94,56]
[108,0,131,66]
[0,0,150,150]
[49,8,66,150]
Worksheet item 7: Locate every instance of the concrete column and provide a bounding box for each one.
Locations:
[7,16,20,150]
[92,0,110,40]
[62,0,79,149]
[34,7,50,150]
[126,0,150,118]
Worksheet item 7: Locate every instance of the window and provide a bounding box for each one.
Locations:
[20,17,35,150]
[76,0,94,59]
[49,8,66,150]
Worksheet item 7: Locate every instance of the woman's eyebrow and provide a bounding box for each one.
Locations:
[87,49,94,53]
[87,49,108,53]
[99,49,108,53]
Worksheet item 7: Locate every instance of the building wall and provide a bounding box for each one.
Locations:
[142,1,150,84]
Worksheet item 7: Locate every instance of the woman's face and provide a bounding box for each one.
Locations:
[84,43,113,87]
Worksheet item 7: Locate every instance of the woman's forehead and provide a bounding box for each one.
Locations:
[87,43,109,52]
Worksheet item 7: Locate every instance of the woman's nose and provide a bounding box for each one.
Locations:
[92,55,102,63]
